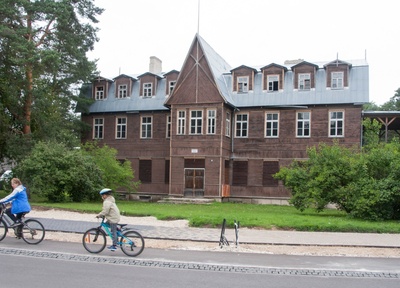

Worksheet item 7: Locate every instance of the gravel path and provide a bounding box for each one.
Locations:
[28,208,400,258]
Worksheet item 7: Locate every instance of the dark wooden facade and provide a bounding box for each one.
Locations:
[81,34,369,203]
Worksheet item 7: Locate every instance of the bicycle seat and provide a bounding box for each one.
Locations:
[118,224,128,228]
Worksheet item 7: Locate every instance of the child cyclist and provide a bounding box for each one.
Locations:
[96,188,121,251]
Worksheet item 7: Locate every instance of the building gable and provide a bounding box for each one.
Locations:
[165,35,225,105]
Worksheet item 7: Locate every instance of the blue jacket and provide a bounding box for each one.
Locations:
[0,185,31,214]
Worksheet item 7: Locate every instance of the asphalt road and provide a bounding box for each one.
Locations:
[1,236,399,280]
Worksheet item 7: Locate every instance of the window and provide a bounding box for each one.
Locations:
[297,112,310,137]
[329,111,344,137]
[238,77,248,92]
[331,72,344,89]
[116,117,127,139]
[232,161,248,186]
[265,112,279,137]
[166,115,171,138]
[139,160,152,183]
[93,118,104,139]
[235,114,248,137]
[143,83,152,97]
[263,161,279,186]
[177,110,185,135]
[141,116,152,138]
[267,75,279,92]
[207,110,216,134]
[95,86,104,100]
[225,112,231,137]
[117,85,127,98]
[169,81,176,94]
[299,73,311,90]
[190,110,203,134]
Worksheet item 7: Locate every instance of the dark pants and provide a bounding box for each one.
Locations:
[5,208,24,223]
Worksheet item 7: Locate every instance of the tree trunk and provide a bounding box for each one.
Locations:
[23,65,33,135]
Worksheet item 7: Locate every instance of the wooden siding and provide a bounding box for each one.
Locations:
[325,64,349,87]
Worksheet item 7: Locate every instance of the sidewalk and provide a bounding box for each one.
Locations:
[36,217,400,248]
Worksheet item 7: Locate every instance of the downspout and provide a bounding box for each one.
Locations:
[219,103,224,197]
[361,111,364,148]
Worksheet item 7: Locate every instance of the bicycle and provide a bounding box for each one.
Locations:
[0,203,46,244]
[82,216,145,257]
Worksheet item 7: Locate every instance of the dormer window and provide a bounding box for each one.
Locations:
[95,86,105,100]
[299,74,311,90]
[267,75,279,92]
[169,81,176,94]
[238,77,249,93]
[331,72,344,89]
[117,84,127,98]
[143,83,152,97]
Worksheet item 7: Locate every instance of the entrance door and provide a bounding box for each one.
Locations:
[184,168,204,197]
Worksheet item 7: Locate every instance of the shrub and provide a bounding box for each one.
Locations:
[15,141,103,202]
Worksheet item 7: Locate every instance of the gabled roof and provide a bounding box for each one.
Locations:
[230,65,258,73]
[113,74,138,81]
[196,34,234,105]
[260,63,288,71]
[324,59,352,68]
[291,61,319,69]
[86,34,369,114]
[92,76,113,82]
[163,70,180,76]
[137,72,163,79]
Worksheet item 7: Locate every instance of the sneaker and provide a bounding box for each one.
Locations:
[107,245,117,251]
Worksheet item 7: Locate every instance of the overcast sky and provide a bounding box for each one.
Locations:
[89,0,400,105]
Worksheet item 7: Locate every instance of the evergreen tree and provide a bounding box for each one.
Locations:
[0,0,103,161]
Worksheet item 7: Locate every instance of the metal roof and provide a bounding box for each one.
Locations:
[87,34,369,114]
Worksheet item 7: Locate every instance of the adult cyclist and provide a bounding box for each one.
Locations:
[0,178,31,237]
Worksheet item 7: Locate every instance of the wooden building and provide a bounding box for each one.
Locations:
[81,34,369,203]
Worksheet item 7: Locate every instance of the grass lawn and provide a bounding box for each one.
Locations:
[1,190,398,233]
[30,200,400,234]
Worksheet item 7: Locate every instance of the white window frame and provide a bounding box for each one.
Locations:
[141,116,152,139]
[95,86,105,100]
[225,112,231,137]
[117,84,127,98]
[267,75,279,92]
[265,112,279,138]
[169,81,176,94]
[207,109,216,135]
[166,115,171,138]
[143,83,152,97]
[177,110,186,135]
[93,118,104,139]
[296,111,311,137]
[235,113,248,138]
[299,73,311,90]
[329,111,344,137]
[331,72,344,89]
[190,110,203,135]
[238,76,249,93]
[116,117,127,139]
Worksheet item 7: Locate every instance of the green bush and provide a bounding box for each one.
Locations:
[15,141,103,202]
[81,141,140,193]
[274,141,400,220]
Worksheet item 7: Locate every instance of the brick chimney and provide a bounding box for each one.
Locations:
[149,56,162,74]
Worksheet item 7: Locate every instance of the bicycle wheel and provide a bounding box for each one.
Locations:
[0,219,7,241]
[82,228,106,253]
[21,219,45,244]
[120,230,145,257]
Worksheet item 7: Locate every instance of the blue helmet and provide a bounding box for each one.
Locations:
[99,188,112,195]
